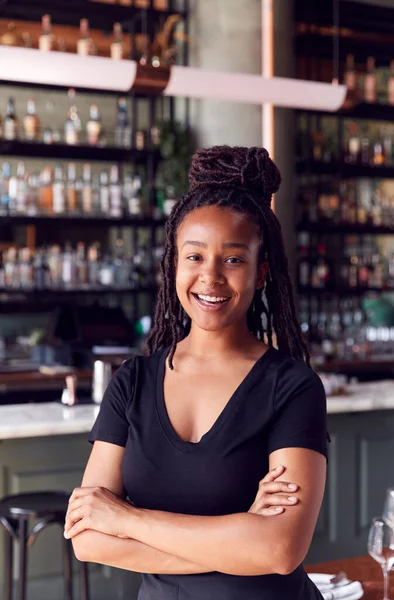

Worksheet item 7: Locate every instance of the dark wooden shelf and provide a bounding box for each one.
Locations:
[297,223,394,235]
[297,102,394,123]
[0,285,157,296]
[316,358,394,374]
[296,160,394,179]
[297,285,386,296]
[0,1,187,33]
[0,215,166,227]
[0,140,160,163]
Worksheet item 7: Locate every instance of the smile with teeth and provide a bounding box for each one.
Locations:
[193,293,230,305]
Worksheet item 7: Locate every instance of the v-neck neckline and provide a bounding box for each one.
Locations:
[155,345,274,452]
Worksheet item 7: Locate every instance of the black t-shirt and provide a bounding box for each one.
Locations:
[89,345,327,600]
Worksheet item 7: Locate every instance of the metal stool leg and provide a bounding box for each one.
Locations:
[17,519,28,600]
[4,524,14,600]
[62,537,73,600]
[79,561,90,600]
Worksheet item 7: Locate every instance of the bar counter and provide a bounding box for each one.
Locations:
[1,379,394,440]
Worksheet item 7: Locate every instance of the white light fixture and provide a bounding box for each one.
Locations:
[0,46,347,112]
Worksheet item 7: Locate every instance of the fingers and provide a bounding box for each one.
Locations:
[258,481,298,494]
[260,465,285,483]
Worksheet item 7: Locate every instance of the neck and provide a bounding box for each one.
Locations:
[181,320,259,359]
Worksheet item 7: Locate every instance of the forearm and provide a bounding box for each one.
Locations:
[125,509,289,576]
[72,530,212,574]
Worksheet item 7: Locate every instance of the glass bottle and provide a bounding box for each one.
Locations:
[115,96,131,148]
[66,163,78,214]
[77,19,93,56]
[64,89,81,146]
[344,54,357,91]
[388,60,394,106]
[364,56,377,103]
[76,242,88,288]
[111,23,124,60]
[62,242,76,289]
[87,243,100,288]
[23,99,40,141]
[53,166,66,214]
[82,164,93,215]
[345,122,360,164]
[99,252,115,287]
[38,14,54,52]
[39,167,53,215]
[15,161,27,215]
[109,165,122,218]
[86,104,103,146]
[99,171,110,215]
[4,97,19,141]
[0,162,11,216]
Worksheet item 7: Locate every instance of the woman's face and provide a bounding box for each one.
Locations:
[175,205,268,333]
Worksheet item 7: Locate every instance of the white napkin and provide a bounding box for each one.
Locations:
[308,573,363,600]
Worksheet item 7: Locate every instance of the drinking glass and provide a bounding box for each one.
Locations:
[368,517,394,600]
[383,488,394,528]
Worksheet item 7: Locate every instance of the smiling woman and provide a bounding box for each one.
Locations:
[66,145,327,600]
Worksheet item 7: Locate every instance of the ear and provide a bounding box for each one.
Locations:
[256,261,269,290]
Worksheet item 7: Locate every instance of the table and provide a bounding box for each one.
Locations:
[307,555,394,600]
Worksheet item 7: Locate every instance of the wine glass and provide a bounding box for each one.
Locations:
[383,488,394,528]
[368,517,394,600]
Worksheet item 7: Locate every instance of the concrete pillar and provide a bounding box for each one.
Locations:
[188,0,262,147]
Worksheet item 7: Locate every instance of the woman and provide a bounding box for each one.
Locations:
[65,146,327,600]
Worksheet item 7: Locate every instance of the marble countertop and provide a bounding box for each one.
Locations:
[1,380,394,440]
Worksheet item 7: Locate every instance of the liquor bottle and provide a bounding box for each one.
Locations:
[0,162,11,216]
[311,243,330,289]
[53,166,66,214]
[297,232,310,287]
[99,251,115,287]
[115,97,131,148]
[344,54,357,91]
[64,89,81,145]
[86,104,103,146]
[15,161,27,214]
[62,243,76,289]
[373,133,385,166]
[388,60,394,106]
[23,99,40,141]
[345,122,360,164]
[76,242,88,288]
[364,56,377,103]
[360,128,371,165]
[109,165,122,217]
[87,243,100,287]
[39,167,54,215]
[8,164,19,215]
[66,163,78,214]
[38,14,54,52]
[26,172,39,216]
[99,171,110,214]
[111,23,124,60]
[124,173,142,216]
[82,164,93,214]
[4,98,18,141]
[77,19,93,56]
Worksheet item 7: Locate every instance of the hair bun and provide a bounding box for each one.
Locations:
[188,145,281,204]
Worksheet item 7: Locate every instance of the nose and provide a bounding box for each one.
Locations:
[198,259,225,288]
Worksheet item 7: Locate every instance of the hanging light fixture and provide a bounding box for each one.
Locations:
[0,46,348,112]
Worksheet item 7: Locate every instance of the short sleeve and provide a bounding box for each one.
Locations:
[88,357,136,447]
[267,360,328,460]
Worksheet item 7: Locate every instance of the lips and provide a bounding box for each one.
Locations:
[191,292,231,311]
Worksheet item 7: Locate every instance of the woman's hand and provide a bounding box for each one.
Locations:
[64,486,134,539]
[248,465,299,516]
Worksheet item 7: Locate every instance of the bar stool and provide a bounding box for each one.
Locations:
[0,490,90,600]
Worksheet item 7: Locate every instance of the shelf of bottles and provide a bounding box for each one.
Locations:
[295,51,394,365]
[0,240,161,294]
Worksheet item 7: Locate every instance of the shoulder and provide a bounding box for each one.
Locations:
[266,348,326,411]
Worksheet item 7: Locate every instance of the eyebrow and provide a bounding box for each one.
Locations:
[181,241,251,252]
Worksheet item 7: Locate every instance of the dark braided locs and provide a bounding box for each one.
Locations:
[146,145,310,370]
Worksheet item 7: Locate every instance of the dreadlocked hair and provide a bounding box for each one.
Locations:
[146,145,310,370]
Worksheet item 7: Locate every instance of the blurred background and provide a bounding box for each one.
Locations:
[1,1,394,599]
